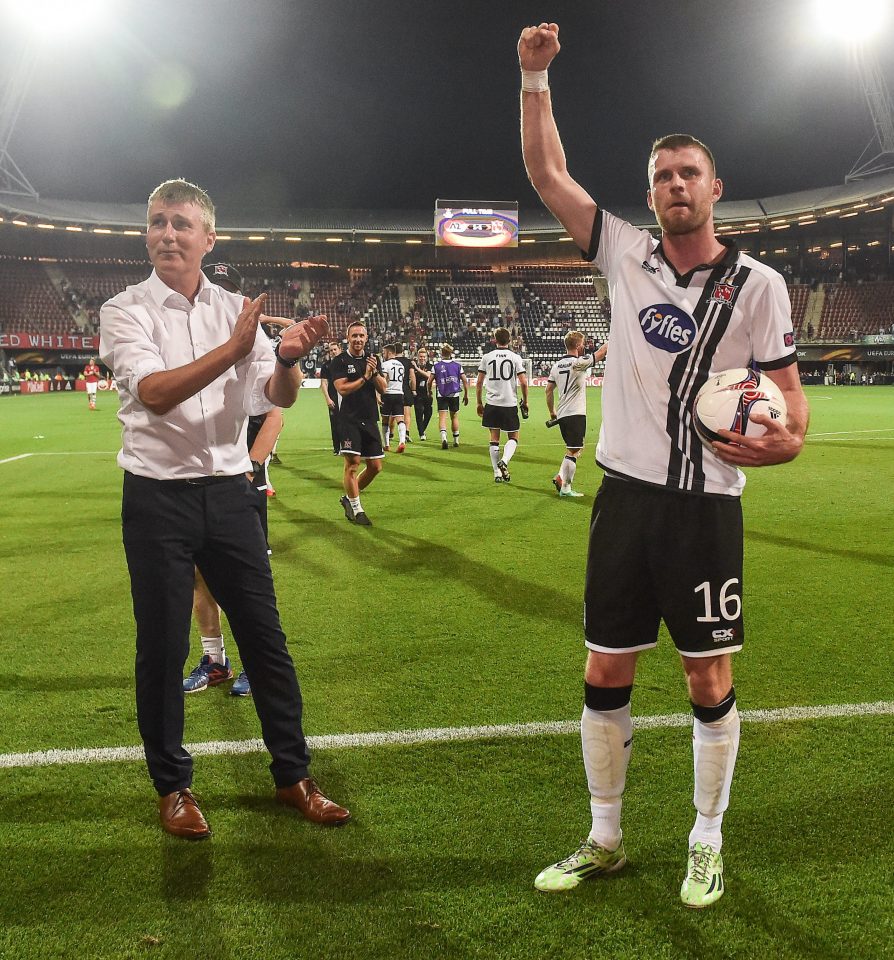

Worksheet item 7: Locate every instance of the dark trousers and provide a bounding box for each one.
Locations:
[122,472,311,796]
[414,395,433,436]
[328,409,340,453]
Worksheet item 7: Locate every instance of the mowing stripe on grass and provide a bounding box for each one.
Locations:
[1,700,891,769]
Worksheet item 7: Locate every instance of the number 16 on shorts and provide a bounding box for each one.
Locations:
[694,578,743,647]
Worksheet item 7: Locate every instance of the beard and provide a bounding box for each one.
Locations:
[655,199,713,236]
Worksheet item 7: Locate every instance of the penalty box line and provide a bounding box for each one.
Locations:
[1,700,892,770]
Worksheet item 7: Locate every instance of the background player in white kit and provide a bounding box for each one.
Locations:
[519,22,808,907]
[546,330,608,497]
[381,344,413,453]
[476,327,529,483]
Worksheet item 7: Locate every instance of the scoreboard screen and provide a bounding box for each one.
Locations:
[434,200,519,248]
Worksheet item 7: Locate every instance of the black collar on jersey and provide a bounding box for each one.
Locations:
[654,237,740,288]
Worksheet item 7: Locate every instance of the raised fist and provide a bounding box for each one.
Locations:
[518,23,560,72]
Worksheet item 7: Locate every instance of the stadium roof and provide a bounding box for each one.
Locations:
[1,171,893,238]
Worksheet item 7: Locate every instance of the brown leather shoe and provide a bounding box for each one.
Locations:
[158,788,211,840]
[275,778,351,826]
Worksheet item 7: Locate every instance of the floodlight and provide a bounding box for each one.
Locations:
[2,0,112,42]
[813,0,889,44]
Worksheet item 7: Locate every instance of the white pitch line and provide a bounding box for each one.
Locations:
[809,436,894,442]
[808,428,894,438]
[1,700,891,770]
[0,451,117,464]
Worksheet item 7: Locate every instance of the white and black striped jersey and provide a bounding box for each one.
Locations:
[478,348,525,407]
[382,357,407,396]
[584,209,796,497]
[548,353,596,419]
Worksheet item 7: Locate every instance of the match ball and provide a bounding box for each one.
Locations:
[693,368,787,447]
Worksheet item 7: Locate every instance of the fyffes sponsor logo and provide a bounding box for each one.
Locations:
[638,304,697,353]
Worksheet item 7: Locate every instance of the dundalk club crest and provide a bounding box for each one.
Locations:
[709,281,739,307]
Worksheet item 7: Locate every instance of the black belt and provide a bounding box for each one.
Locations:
[166,474,242,487]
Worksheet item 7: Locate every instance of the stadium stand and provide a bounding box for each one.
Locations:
[5,255,894,376]
[788,284,810,339]
[817,281,894,340]
[0,259,71,333]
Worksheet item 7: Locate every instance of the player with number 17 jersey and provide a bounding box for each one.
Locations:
[548,352,596,420]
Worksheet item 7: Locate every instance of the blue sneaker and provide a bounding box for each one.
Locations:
[183,656,233,693]
[230,671,252,697]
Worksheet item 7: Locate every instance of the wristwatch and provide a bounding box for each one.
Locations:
[274,342,299,368]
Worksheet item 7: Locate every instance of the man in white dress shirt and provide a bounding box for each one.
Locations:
[100,179,350,839]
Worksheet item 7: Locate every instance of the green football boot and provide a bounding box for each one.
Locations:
[534,836,627,892]
[680,842,724,908]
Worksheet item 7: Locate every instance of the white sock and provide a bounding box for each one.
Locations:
[561,455,577,489]
[489,443,501,475]
[398,421,407,443]
[503,438,518,463]
[200,635,225,664]
[384,427,391,447]
[452,431,459,442]
[689,703,740,851]
[581,704,632,851]
[440,428,448,441]
[349,496,362,515]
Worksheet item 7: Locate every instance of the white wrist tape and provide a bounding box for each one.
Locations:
[521,69,549,93]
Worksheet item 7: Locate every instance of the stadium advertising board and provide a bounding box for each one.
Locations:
[530,376,604,387]
[0,381,22,397]
[797,345,894,361]
[435,200,519,248]
[17,380,74,393]
[0,331,99,350]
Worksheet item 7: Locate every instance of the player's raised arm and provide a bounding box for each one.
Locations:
[519,23,597,252]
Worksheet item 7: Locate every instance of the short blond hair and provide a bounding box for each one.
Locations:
[564,330,585,352]
[147,179,215,232]
[440,344,454,358]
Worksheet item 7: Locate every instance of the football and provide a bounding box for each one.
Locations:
[693,368,787,447]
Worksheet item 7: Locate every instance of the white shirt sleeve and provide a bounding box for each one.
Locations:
[99,301,166,403]
[750,272,796,366]
[242,326,276,416]
[590,210,649,281]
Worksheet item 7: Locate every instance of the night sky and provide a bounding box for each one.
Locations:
[2,0,892,214]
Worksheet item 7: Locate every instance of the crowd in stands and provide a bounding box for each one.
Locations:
[2,259,894,376]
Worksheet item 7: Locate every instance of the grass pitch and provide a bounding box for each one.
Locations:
[0,386,891,960]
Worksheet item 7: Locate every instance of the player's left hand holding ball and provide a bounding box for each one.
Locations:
[713,413,804,467]
[277,314,329,361]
